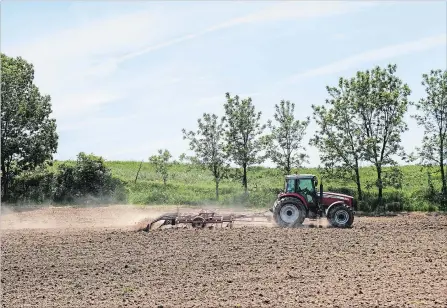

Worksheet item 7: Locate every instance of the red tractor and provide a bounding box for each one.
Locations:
[270,174,355,228]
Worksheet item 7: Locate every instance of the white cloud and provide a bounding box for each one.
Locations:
[5,8,173,121]
[4,0,385,165]
[193,92,262,109]
[111,1,377,67]
[8,9,166,82]
[5,1,373,123]
[53,90,121,118]
[225,1,376,24]
[285,33,447,83]
[58,114,138,132]
[49,1,376,79]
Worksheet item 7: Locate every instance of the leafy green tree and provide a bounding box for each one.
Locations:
[412,69,447,210]
[310,77,364,200]
[355,64,411,204]
[182,113,228,200]
[149,149,172,185]
[1,53,58,201]
[265,100,310,174]
[223,92,266,193]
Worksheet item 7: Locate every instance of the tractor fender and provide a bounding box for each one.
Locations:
[325,201,348,216]
[274,194,309,216]
[277,193,308,208]
[270,193,309,215]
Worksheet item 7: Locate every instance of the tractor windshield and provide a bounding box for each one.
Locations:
[298,179,314,192]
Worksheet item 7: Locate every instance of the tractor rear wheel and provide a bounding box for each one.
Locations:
[273,197,307,228]
[327,204,354,228]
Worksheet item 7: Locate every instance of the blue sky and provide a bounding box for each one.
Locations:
[2,1,446,167]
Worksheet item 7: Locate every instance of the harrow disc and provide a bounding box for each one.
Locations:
[191,216,206,228]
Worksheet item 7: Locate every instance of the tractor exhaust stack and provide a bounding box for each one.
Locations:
[320,181,323,204]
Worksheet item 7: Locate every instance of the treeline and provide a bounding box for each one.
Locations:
[160,64,447,211]
[1,52,446,211]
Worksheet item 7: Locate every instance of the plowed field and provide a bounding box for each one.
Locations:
[1,205,447,308]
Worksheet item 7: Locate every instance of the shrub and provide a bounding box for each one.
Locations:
[52,152,126,204]
[8,166,56,204]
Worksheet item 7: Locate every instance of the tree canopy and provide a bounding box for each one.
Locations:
[1,53,58,200]
[412,69,447,209]
[355,64,411,203]
[266,100,309,174]
[310,77,364,200]
[183,113,228,200]
[223,92,265,193]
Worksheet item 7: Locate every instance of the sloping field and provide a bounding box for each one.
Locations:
[1,205,446,308]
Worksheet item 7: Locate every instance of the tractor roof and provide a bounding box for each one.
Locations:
[285,174,316,180]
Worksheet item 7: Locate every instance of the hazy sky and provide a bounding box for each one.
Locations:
[2,1,446,167]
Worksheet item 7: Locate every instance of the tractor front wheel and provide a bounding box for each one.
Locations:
[273,197,307,228]
[327,204,354,228]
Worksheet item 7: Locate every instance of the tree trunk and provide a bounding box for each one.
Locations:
[134,160,143,184]
[1,163,8,202]
[215,180,219,201]
[242,163,248,193]
[440,166,446,210]
[376,165,383,208]
[439,138,446,210]
[354,167,363,201]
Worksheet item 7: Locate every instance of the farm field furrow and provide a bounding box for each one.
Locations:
[1,206,447,308]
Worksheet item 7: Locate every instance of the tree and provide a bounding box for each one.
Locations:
[355,64,411,204]
[310,77,364,200]
[149,149,172,185]
[265,100,310,174]
[223,92,266,193]
[412,69,447,210]
[182,113,228,200]
[1,53,58,201]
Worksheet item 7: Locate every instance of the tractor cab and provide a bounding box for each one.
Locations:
[284,174,320,209]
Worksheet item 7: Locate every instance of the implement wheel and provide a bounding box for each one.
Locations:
[273,197,306,228]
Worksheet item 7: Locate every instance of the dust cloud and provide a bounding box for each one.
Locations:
[0,204,165,231]
[0,203,342,231]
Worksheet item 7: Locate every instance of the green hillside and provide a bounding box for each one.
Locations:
[96,161,440,212]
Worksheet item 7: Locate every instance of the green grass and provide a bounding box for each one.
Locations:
[82,160,444,212]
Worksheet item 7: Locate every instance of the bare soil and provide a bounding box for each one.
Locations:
[1,205,446,308]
